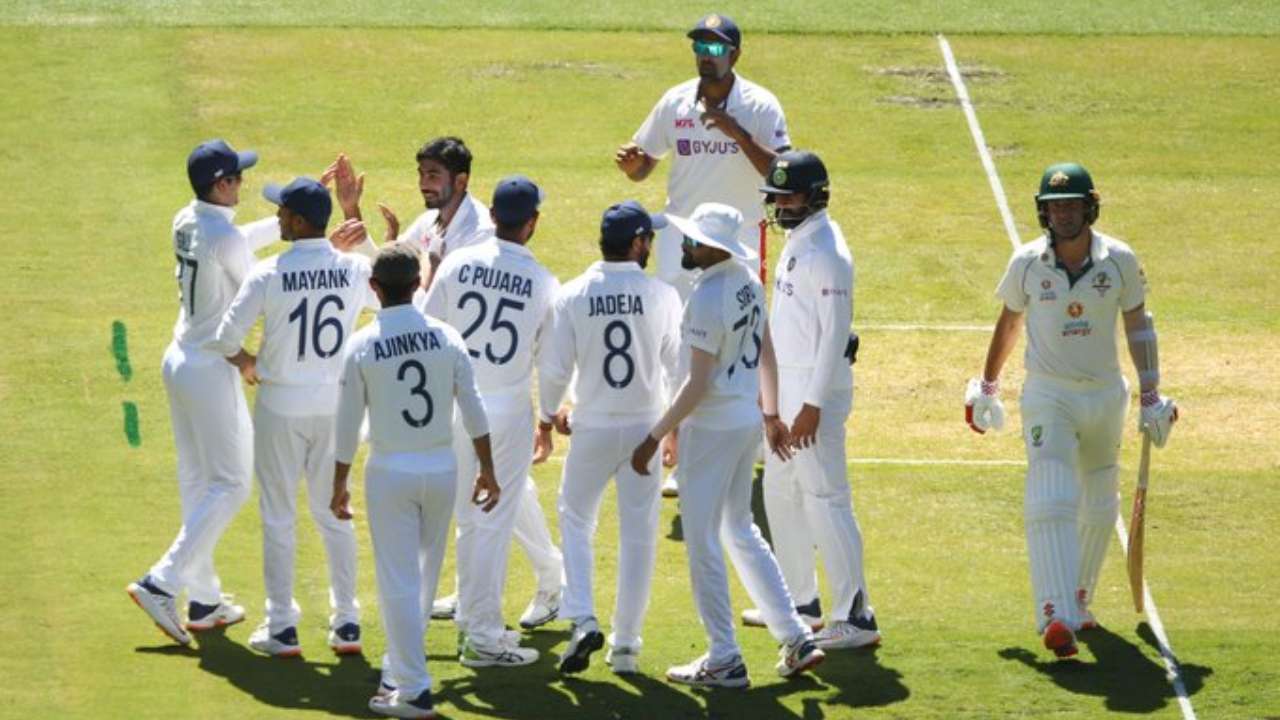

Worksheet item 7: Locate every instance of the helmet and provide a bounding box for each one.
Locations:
[760,150,830,229]
[1035,162,1100,229]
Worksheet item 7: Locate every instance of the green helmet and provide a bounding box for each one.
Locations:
[1035,162,1100,229]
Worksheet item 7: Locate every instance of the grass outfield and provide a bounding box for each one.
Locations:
[2,14,1279,720]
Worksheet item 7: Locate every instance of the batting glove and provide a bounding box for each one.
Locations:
[965,377,1005,434]
[1139,390,1178,448]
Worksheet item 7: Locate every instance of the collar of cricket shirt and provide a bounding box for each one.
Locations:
[377,303,420,319]
[597,260,641,273]
[786,209,830,245]
[289,237,330,251]
[195,199,237,222]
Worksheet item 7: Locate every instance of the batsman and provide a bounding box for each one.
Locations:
[966,163,1178,658]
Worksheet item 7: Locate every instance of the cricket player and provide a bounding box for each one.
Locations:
[967,162,1179,658]
[210,177,375,657]
[329,143,565,622]
[535,201,681,675]
[630,202,824,687]
[419,175,558,667]
[615,12,790,497]
[128,139,278,644]
[331,244,501,719]
[745,151,881,649]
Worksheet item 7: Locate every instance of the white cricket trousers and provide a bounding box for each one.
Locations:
[1021,373,1127,631]
[365,453,455,698]
[680,423,809,665]
[255,401,360,633]
[452,402,534,648]
[762,374,871,621]
[149,342,252,604]
[558,420,662,649]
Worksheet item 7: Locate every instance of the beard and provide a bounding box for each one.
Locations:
[424,182,454,210]
[696,56,731,81]
[1050,217,1086,242]
[680,247,697,270]
[636,249,650,269]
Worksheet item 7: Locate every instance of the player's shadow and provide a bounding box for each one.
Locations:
[142,629,378,717]
[998,623,1212,713]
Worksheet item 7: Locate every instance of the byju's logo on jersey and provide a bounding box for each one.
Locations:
[676,139,740,156]
[1091,271,1111,297]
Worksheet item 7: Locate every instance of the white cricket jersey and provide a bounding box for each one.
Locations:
[210,238,378,416]
[770,210,854,406]
[996,231,1146,385]
[539,260,682,427]
[681,258,767,429]
[634,75,790,225]
[170,200,279,356]
[418,238,558,408]
[399,192,494,259]
[334,305,488,465]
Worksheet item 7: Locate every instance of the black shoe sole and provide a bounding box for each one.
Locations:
[558,630,604,674]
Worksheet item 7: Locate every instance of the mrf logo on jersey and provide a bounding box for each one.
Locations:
[674,118,695,129]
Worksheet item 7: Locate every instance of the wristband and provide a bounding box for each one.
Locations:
[981,378,1000,396]
[1140,389,1161,407]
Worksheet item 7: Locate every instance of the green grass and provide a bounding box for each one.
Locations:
[2,15,1279,720]
[3,0,1280,35]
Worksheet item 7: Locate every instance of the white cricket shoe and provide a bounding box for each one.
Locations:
[666,654,750,688]
[661,475,679,498]
[127,577,191,645]
[328,622,362,655]
[776,636,825,678]
[558,617,605,674]
[249,621,302,657]
[814,617,881,650]
[518,589,560,629]
[369,688,436,719]
[430,593,457,620]
[606,645,640,675]
[185,597,245,632]
[459,636,539,667]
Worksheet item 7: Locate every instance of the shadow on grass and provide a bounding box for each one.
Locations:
[138,628,378,717]
[437,642,907,719]
[998,623,1212,713]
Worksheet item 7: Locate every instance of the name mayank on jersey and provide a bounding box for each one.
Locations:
[281,268,353,292]
[372,330,443,362]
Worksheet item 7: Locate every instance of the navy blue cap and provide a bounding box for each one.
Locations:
[491,175,544,226]
[687,13,741,48]
[601,200,667,245]
[187,139,258,192]
[262,177,332,231]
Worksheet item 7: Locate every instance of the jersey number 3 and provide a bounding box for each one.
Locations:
[397,359,434,428]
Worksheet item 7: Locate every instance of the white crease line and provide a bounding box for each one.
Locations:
[937,34,1023,250]
[937,33,1196,720]
[861,322,994,332]
[1114,516,1198,720]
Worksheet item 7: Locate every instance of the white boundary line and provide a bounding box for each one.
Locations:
[938,33,1196,720]
[539,456,1022,467]
[1114,516,1198,720]
[860,322,993,332]
[937,34,1023,250]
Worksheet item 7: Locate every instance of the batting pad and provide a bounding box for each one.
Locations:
[1077,464,1120,604]
[1025,459,1082,630]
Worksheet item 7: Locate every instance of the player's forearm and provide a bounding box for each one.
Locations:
[759,322,781,415]
[351,234,379,260]
[471,434,496,476]
[983,307,1023,382]
[650,349,714,439]
[737,136,778,177]
[1124,305,1160,393]
[238,216,282,252]
[537,373,570,424]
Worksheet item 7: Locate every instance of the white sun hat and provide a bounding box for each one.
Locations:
[665,202,755,261]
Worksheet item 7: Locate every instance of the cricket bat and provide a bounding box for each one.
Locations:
[1126,431,1153,612]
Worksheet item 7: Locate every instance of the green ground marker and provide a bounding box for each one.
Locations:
[111,320,132,382]
[122,401,140,447]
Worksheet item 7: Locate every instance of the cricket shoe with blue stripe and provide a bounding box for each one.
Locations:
[186,597,245,632]
[814,613,881,650]
[249,622,302,657]
[666,654,750,688]
[328,622,362,655]
[776,636,825,678]
[127,576,191,646]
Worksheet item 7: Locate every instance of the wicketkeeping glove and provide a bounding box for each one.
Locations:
[965,377,1005,434]
[1139,390,1178,448]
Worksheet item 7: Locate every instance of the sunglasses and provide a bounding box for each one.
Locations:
[681,234,700,249]
[691,40,731,58]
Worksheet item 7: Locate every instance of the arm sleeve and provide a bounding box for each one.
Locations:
[352,234,380,261]
[419,258,449,319]
[453,342,490,439]
[537,293,575,423]
[531,275,561,369]
[995,252,1030,312]
[633,96,672,159]
[755,98,791,151]
[207,269,267,356]
[682,289,723,356]
[237,216,281,252]
[214,231,256,289]
[803,260,853,407]
[1114,248,1147,312]
[333,345,366,464]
